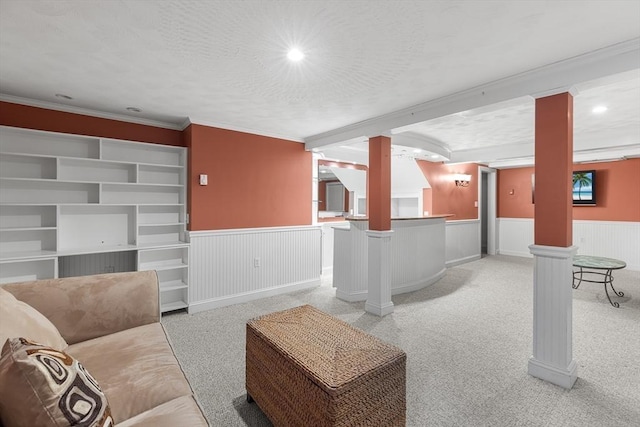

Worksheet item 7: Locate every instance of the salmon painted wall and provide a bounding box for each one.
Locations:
[497,158,640,221]
[497,167,535,218]
[417,161,479,220]
[186,124,312,230]
[0,101,182,146]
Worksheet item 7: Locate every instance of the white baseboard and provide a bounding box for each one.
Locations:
[528,358,577,390]
[335,269,446,302]
[188,279,320,313]
[446,254,482,268]
[392,268,446,295]
[336,289,367,302]
[322,266,333,276]
[497,250,533,258]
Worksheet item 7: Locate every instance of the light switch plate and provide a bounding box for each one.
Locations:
[199,174,208,185]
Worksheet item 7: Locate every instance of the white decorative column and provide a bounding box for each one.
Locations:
[528,244,578,389]
[365,230,394,316]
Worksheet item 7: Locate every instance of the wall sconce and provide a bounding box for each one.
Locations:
[453,174,471,187]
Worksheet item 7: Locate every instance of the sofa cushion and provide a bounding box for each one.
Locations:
[66,322,194,424]
[116,395,208,427]
[0,287,67,351]
[0,337,113,427]
[1,271,160,345]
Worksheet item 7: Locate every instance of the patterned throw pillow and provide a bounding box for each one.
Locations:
[0,338,113,427]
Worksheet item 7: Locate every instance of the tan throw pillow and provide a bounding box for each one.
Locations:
[0,338,114,427]
[0,286,67,351]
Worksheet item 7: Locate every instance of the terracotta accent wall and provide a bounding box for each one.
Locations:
[417,161,479,220]
[0,101,182,146]
[497,167,535,218]
[186,124,312,230]
[497,159,640,221]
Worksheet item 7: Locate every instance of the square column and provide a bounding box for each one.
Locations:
[368,136,391,231]
[530,91,576,388]
[366,136,393,316]
[365,230,394,316]
[528,244,578,389]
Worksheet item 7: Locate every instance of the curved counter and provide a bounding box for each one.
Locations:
[333,216,450,302]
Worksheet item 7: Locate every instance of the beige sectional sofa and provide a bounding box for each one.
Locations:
[0,271,208,426]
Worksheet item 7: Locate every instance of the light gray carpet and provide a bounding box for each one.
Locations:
[162,255,640,426]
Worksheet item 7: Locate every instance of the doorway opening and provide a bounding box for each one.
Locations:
[479,167,497,257]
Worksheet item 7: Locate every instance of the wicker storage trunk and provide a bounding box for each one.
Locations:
[246,305,406,426]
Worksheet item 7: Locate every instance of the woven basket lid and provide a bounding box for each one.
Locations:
[247,305,405,394]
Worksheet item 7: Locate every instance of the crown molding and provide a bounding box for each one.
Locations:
[187,117,304,143]
[304,38,640,149]
[179,117,193,131]
[485,144,640,169]
[0,94,184,131]
[531,86,580,99]
[0,94,305,142]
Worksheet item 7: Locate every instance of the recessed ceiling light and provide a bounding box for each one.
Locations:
[126,107,142,113]
[413,149,422,154]
[55,93,73,100]
[592,105,607,114]
[287,48,304,62]
[431,154,439,159]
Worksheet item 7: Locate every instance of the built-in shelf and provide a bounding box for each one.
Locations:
[139,223,185,227]
[0,250,59,261]
[0,227,56,232]
[160,281,189,292]
[58,158,137,183]
[161,300,189,312]
[0,125,190,312]
[0,257,58,284]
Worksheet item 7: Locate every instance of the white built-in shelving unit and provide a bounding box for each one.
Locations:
[0,126,190,313]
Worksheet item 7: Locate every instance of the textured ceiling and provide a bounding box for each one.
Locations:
[405,73,640,152]
[0,0,639,165]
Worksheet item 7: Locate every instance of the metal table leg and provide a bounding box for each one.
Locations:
[603,268,624,308]
[573,267,583,289]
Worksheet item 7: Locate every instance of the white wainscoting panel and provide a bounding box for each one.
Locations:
[392,219,446,294]
[497,218,535,258]
[328,219,482,279]
[334,219,446,302]
[498,218,640,271]
[188,226,322,313]
[445,220,481,267]
[321,222,347,276]
[573,220,640,271]
[333,223,368,301]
